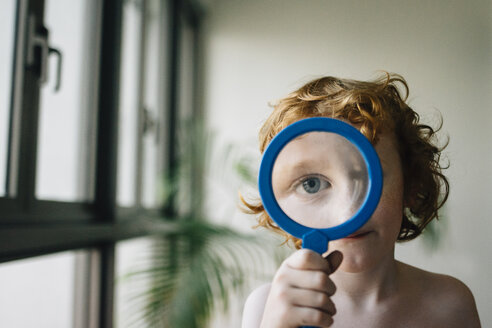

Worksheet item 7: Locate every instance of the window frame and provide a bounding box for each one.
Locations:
[0,0,203,327]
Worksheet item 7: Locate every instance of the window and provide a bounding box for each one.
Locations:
[114,237,155,327]
[116,0,143,208]
[0,0,203,327]
[36,0,100,202]
[0,251,81,327]
[141,0,168,209]
[0,0,16,198]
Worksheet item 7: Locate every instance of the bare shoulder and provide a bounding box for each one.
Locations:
[242,283,271,328]
[398,261,481,327]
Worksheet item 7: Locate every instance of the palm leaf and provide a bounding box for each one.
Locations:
[120,220,285,328]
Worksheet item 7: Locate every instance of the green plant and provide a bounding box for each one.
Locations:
[118,120,286,327]
[121,220,284,327]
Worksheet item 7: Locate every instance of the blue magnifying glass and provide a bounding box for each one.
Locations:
[258,117,383,328]
[258,117,383,255]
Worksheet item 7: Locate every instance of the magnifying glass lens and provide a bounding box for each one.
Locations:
[272,131,370,229]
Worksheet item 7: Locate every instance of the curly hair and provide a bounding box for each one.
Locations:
[241,72,449,248]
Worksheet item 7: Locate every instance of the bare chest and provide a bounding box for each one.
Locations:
[330,297,451,328]
[331,310,445,328]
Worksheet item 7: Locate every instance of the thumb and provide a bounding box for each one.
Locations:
[324,250,343,274]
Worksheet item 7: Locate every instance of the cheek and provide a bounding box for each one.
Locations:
[372,180,405,238]
[374,200,403,235]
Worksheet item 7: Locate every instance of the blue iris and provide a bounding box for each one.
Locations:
[302,177,321,193]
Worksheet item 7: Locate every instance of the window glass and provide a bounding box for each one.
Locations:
[0,0,16,197]
[114,237,155,327]
[0,251,78,327]
[142,0,166,209]
[36,0,100,202]
[117,0,143,207]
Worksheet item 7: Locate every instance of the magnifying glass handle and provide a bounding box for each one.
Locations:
[300,231,329,328]
[302,230,329,254]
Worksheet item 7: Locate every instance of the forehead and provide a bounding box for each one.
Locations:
[284,131,357,152]
[275,132,364,166]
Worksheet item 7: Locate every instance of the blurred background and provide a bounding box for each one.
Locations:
[0,0,490,327]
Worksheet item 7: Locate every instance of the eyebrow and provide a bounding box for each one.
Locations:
[273,159,318,191]
[276,158,321,175]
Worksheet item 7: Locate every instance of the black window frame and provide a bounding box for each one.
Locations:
[0,0,203,327]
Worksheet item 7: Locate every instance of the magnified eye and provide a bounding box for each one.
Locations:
[296,176,331,194]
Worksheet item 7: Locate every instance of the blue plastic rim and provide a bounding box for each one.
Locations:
[258,117,383,246]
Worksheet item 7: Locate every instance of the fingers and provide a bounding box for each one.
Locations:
[324,250,343,273]
[288,288,337,315]
[261,249,343,328]
[285,249,335,274]
[278,305,335,327]
[275,267,337,295]
[295,306,335,327]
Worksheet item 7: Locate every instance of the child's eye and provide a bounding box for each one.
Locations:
[295,176,331,194]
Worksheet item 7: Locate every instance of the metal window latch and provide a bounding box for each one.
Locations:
[26,14,63,92]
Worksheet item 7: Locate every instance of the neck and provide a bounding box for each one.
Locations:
[331,249,399,306]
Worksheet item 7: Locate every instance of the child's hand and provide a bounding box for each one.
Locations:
[260,249,343,328]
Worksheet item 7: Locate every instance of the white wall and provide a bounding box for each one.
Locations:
[202,0,492,325]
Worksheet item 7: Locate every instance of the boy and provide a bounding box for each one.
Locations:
[241,73,481,327]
